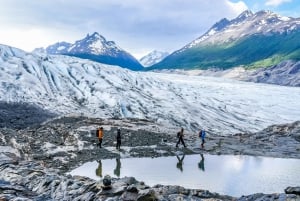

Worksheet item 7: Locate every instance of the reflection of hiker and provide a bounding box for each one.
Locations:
[113,158,121,177]
[116,128,121,150]
[198,154,205,171]
[97,127,104,148]
[199,129,206,148]
[176,155,185,172]
[96,160,102,177]
[176,127,186,148]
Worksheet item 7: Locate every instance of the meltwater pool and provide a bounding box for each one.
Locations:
[69,154,300,197]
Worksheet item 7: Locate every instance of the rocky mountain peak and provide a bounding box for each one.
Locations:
[151,10,300,70]
[209,10,253,33]
[210,18,230,32]
[44,32,143,70]
[237,10,254,19]
[139,50,169,67]
[85,32,106,43]
[185,10,299,49]
[68,32,120,55]
[231,9,253,24]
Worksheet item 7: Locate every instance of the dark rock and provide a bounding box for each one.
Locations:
[168,194,202,201]
[103,175,112,187]
[0,101,56,129]
[285,186,300,195]
[120,177,137,186]
[120,191,138,201]
[137,189,157,201]
[127,184,139,193]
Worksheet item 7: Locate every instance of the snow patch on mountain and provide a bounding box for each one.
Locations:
[45,42,72,54]
[139,50,169,67]
[1,44,300,135]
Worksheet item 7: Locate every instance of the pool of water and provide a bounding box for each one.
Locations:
[69,154,300,197]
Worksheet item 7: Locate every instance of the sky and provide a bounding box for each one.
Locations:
[0,0,299,59]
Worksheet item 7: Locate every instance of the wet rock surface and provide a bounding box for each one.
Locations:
[1,116,300,200]
[285,187,300,195]
[193,121,300,159]
[0,101,57,129]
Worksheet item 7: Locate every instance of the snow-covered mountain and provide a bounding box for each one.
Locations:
[1,44,300,135]
[151,10,300,70]
[46,41,71,54]
[139,50,169,67]
[45,32,143,71]
[187,10,299,47]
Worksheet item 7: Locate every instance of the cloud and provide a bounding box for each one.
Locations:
[0,0,248,58]
[265,0,292,7]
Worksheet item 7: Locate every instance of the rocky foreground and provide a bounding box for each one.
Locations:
[1,116,300,200]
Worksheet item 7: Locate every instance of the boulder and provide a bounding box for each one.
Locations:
[285,186,300,195]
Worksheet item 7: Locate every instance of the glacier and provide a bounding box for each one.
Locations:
[1,44,300,135]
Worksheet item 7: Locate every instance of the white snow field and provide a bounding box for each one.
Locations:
[1,44,300,135]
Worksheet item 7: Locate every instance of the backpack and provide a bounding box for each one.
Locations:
[199,131,202,138]
[177,132,180,138]
[201,130,206,138]
[117,130,121,140]
[96,129,99,137]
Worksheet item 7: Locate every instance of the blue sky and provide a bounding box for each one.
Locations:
[0,0,298,59]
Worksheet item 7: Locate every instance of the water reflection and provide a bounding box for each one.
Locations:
[95,160,102,178]
[176,155,185,172]
[70,154,300,197]
[114,158,121,177]
[198,154,205,171]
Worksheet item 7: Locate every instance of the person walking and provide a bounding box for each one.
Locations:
[176,127,186,148]
[98,127,104,148]
[200,129,206,149]
[116,128,121,150]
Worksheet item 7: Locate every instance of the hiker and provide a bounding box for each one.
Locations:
[176,155,185,172]
[97,127,104,148]
[199,129,206,148]
[176,127,186,148]
[116,128,121,150]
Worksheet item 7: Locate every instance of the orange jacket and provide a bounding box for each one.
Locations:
[98,129,104,139]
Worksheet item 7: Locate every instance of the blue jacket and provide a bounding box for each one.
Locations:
[201,130,206,139]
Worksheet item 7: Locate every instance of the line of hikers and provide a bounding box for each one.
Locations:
[96,127,121,150]
[176,127,206,149]
[96,126,206,149]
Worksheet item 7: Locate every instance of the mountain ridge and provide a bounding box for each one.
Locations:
[45,32,143,71]
[150,10,300,70]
